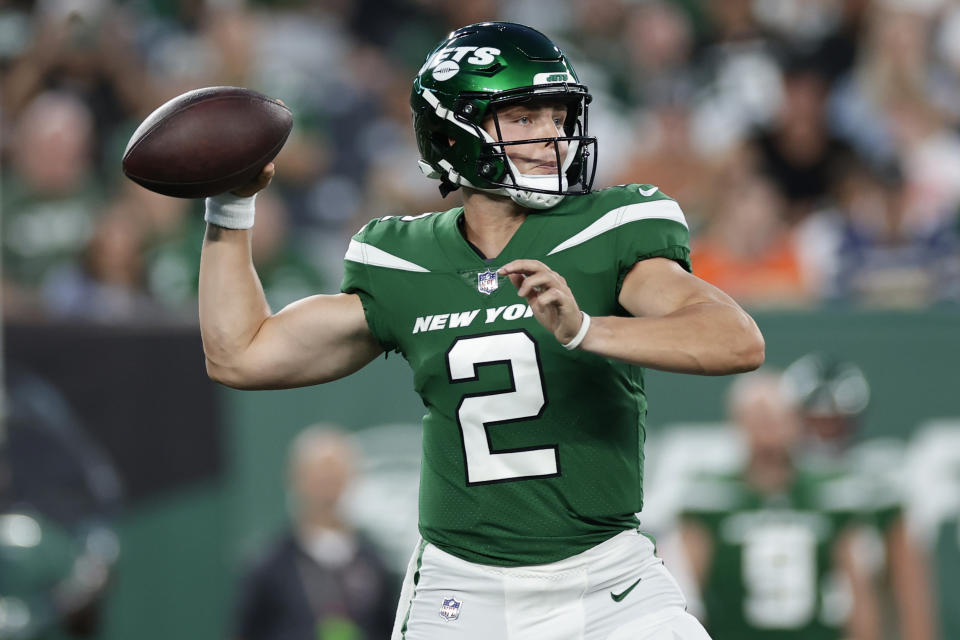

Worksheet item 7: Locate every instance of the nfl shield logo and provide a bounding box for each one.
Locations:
[439,596,462,621]
[478,270,499,295]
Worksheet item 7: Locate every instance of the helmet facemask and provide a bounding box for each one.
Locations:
[473,87,597,209]
[416,83,597,209]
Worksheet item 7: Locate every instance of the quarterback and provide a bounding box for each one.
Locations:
[199,22,764,640]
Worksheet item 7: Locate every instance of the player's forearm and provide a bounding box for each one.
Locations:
[579,301,764,375]
[836,531,882,640]
[888,520,938,640]
[198,224,272,382]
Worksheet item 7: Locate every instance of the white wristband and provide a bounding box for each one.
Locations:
[204,192,257,229]
[562,311,591,350]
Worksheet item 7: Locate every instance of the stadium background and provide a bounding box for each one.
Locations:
[2,0,959,639]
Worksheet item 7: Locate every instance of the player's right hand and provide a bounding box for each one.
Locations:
[231,162,275,197]
[499,259,585,346]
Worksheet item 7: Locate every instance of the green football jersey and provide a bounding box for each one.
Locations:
[681,469,863,640]
[340,185,690,566]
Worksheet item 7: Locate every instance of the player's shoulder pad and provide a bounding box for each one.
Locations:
[352,210,443,243]
[594,183,674,204]
[346,209,451,273]
[545,184,689,258]
[576,183,688,227]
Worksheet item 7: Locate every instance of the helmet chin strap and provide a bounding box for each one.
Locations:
[501,156,567,209]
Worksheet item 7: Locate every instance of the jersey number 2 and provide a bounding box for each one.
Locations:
[446,331,559,485]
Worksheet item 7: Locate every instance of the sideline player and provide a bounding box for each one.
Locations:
[198,22,764,640]
[782,354,938,640]
[679,371,881,640]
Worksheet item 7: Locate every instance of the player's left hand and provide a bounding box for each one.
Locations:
[499,260,584,345]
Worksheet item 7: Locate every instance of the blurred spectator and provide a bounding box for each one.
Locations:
[746,59,854,223]
[2,90,103,317]
[827,1,941,168]
[688,0,783,155]
[620,1,697,109]
[678,370,881,640]
[783,353,938,640]
[885,92,960,233]
[40,200,168,324]
[796,154,960,306]
[233,425,396,640]
[1,1,155,175]
[691,173,812,307]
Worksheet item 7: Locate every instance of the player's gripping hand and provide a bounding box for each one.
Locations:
[231,162,275,197]
[498,260,586,347]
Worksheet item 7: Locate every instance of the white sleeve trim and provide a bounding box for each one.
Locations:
[345,239,430,273]
[547,199,688,256]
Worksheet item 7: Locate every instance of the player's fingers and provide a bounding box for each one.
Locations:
[259,162,276,182]
[516,271,564,297]
[507,273,525,291]
[231,163,275,197]
[531,287,564,309]
[498,259,549,277]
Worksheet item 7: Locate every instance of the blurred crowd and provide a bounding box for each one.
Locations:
[4,0,960,323]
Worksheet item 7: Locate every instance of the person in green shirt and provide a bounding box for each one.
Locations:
[782,354,938,640]
[679,370,881,640]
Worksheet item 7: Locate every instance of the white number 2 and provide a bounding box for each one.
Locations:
[446,331,559,485]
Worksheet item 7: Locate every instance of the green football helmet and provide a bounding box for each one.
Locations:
[782,353,871,451]
[783,353,871,419]
[411,22,597,209]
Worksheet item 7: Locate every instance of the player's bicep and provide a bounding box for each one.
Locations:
[618,257,739,318]
[217,292,382,389]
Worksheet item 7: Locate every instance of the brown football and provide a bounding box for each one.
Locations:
[122,86,292,198]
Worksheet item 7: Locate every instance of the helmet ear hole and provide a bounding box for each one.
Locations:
[453,99,483,119]
[429,131,452,153]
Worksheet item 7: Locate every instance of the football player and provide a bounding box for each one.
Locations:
[198,22,764,639]
[678,370,882,640]
[782,354,938,640]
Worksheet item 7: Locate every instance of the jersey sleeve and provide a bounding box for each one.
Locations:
[340,222,399,354]
[608,185,692,296]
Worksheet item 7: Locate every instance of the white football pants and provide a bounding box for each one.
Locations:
[391,528,712,640]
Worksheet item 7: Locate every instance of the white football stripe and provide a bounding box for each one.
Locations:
[547,199,688,256]
[345,239,430,272]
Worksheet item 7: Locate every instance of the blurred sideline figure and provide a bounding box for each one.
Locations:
[905,421,960,640]
[678,370,881,640]
[782,354,937,640]
[232,425,396,640]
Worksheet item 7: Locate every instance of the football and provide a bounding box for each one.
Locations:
[122,86,292,198]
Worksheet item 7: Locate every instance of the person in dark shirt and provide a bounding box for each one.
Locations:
[233,426,397,640]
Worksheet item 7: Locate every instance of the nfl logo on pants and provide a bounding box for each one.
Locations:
[439,596,462,621]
